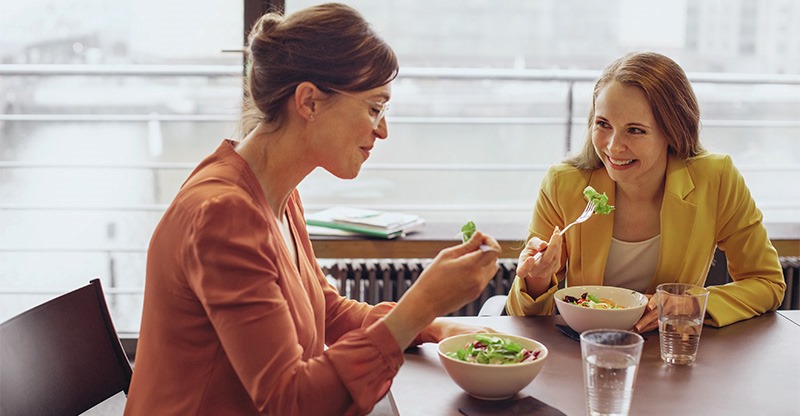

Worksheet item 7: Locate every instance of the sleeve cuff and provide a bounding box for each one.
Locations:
[506,275,558,316]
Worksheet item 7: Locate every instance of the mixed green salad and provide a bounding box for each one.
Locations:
[562,292,625,309]
[583,186,615,215]
[445,334,541,365]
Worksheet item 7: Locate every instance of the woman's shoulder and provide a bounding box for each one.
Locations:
[544,163,591,181]
[170,168,266,229]
[677,153,747,192]
[542,163,593,191]
[176,145,267,216]
[684,152,733,171]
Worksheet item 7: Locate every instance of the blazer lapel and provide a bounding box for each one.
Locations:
[579,171,616,285]
[649,156,698,292]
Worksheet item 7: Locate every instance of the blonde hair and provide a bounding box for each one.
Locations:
[238,3,398,137]
[566,52,705,169]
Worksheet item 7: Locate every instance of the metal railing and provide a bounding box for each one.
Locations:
[3,64,800,83]
[2,63,798,185]
[2,64,799,210]
[1,64,799,296]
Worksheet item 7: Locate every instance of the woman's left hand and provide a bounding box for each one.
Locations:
[632,294,659,333]
[424,319,497,343]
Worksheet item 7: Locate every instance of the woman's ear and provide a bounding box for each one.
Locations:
[294,81,322,122]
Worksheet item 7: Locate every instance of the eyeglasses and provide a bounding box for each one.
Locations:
[328,88,389,130]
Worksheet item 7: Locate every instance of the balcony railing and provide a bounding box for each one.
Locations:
[1,64,799,299]
[2,65,798,208]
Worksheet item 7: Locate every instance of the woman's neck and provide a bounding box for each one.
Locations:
[236,123,313,218]
[616,177,665,205]
[615,156,669,204]
[612,170,666,242]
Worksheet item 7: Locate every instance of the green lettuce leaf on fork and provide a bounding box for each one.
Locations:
[583,186,615,215]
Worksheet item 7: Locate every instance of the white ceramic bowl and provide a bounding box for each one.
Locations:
[554,285,648,333]
[437,333,548,400]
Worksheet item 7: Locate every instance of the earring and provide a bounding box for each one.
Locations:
[309,114,315,121]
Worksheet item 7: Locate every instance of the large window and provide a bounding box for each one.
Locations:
[286,0,799,225]
[0,0,244,331]
[2,0,798,331]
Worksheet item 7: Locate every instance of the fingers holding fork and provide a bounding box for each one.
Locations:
[531,200,595,261]
[531,226,562,262]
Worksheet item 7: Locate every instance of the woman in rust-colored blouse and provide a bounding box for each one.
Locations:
[124,3,501,416]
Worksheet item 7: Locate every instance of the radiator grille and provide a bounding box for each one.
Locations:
[321,256,800,314]
[321,259,518,316]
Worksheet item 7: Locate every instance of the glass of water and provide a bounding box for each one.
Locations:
[655,283,710,365]
[580,329,644,416]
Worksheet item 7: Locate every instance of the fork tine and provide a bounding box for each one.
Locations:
[583,201,596,217]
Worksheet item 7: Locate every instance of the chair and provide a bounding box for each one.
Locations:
[478,295,508,316]
[0,279,133,416]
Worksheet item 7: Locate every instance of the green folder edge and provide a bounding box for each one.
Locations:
[306,218,405,239]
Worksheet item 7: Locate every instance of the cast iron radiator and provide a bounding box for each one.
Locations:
[320,259,518,316]
[320,256,800,314]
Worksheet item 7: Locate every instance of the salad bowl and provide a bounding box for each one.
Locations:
[437,333,548,400]
[554,285,648,333]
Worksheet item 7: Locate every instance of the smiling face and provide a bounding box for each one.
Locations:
[591,81,669,191]
[313,83,391,179]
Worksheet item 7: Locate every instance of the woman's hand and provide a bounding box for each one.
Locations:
[516,227,563,298]
[632,294,658,333]
[634,291,706,334]
[383,231,500,350]
[421,319,497,344]
[412,231,501,317]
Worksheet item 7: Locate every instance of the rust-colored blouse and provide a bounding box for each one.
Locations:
[125,140,404,415]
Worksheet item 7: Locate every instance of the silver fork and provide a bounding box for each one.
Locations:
[532,200,595,261]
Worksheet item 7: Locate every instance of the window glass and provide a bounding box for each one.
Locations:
[2,0,798,331]
[286,0,799,225]
[0,0,243,329]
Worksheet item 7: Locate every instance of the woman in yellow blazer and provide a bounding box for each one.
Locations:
[506,52,785,330]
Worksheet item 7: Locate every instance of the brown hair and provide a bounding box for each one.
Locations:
[238,3,399,137]
[566,52,705,170]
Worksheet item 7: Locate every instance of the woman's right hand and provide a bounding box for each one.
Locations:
[411,231,501,317]
[516,227,562,298]
[383,231,500,349]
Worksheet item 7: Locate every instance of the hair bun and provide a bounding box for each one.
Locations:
[249,13,282,44]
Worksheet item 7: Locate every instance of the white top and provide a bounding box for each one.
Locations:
[278,212,297,267]
[602,234,661,293]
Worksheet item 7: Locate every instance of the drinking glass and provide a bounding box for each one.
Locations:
[580,329,644,416]
[656,283,709,365]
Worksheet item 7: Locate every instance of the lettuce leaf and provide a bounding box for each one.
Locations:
[583,186,615,215]
[461,221,477,242]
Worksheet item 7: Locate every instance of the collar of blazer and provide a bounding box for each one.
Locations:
[577,156,699,292]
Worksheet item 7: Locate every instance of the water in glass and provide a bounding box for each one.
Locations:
[659,315,703,364]
[583,351,638,416]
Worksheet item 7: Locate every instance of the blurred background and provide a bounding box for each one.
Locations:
[1,0,798,331]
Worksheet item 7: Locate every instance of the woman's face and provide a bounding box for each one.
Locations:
[314,83,391,179]
[591,81,669,190]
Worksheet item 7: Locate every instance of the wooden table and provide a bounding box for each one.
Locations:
[388,311,800,415]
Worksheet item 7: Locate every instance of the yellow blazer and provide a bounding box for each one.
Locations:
[506,153,785,327]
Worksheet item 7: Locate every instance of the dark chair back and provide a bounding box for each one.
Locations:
[0,279,133,416]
